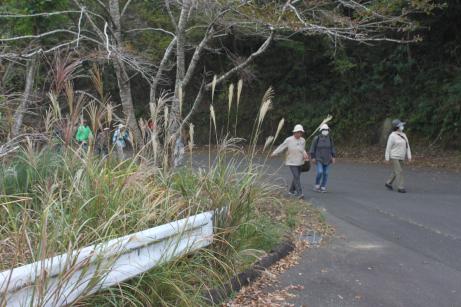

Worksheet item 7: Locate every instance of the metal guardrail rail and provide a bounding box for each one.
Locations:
[0,211,214,306]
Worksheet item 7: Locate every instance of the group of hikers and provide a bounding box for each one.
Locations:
[272,119,412,198]
[74,119,130,160]
[73,116,412,194]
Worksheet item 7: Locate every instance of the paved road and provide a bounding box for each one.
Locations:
[269,160,461,307]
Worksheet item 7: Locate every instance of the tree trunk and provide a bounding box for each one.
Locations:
[11,58,37,138]
[108,0,143,146]
[170,0,191,134]
[113,60,142,144]
[150,37,176,104]
[0,60,12,91]
[175,0,190,93]
[166,0,191,167]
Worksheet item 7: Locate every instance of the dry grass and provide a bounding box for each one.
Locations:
[0,76,331,305]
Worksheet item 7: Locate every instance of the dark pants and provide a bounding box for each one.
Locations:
[289,165,303,195]
[96,146,108,156]
[78,141,88,152]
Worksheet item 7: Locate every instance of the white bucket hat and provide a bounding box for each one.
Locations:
[320,124,330,131]
[293,124,305,133]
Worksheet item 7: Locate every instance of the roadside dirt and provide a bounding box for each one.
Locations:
[225,199,334,307]
[338,145,461,173]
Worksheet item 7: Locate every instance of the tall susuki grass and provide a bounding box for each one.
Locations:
[0,77,315,305]
[0,145,288,305]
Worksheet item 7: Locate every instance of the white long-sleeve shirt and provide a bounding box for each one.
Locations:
[385,131,412,161]
[272,136,307,166]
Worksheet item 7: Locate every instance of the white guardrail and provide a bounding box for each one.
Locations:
[0,211,214,306]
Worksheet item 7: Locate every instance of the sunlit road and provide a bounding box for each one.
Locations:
[269,160,461,307]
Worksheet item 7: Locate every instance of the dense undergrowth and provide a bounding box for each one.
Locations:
[0,64,332,305]
[0,143,318,306]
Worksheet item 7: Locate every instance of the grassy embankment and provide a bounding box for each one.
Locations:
[0,83,329,306]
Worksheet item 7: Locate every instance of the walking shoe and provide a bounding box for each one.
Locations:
[288,191,296,197]
[385,183,393,190]
[398,188,407,193]
[297,194,305,200]
[320,187,327,193]
[313,185,321,192]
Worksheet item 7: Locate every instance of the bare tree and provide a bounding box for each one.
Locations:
[107,0,143,145]
[10,57,37,138]
[0,0,436,149]
[148,0,431,134]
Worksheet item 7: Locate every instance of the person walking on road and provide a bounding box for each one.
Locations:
[271,124,309,199]
[95,127,110,156]
[113,124,130,160]
[76,118,92,152]
[310,124,336,193]
[385,119,412,193]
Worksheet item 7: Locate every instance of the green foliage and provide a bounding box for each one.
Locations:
[213,0,461,148]
[0,0,69,37]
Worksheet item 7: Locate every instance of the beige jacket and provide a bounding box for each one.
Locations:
[385,131,412,161]
[272,136,307,166]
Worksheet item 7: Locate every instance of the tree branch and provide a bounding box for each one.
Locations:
[206,30,274,90]
[0,29,80,42]
[177,79,205,137]
[121,0,133,17]
[165,0,178,31]
[0,11,81,18]
[182,7,231,90]
[150,37,177,103]
[72,0,105,41]
[125,27,175,37]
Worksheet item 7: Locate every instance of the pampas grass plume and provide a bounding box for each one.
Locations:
[274,118,285,142]
[164,106,169,128]
[258,99,272,126]
[211,75,217,103]
[210,105,217,132]
[263,136,274,151]
[189,123,195,149]
[228,83,234,113]
[106,103,113,124]
[237,79,243,107]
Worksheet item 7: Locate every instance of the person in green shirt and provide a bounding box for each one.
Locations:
[76,119,92,151]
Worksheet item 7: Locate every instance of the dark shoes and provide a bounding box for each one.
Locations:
[385,183,407,193]
[288,192,304,199]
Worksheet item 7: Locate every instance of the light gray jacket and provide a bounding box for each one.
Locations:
[385,131,412,161]
[272,136,307,166]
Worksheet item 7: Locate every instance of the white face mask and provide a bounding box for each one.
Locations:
[322,130,329,136]
[399,126,404,132]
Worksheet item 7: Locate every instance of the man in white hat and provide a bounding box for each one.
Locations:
[310,123,336,192]
[271,124,309,199]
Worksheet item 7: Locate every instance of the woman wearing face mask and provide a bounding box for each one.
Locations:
[271,124,309,199]
[385,119,412,193]
[310,124,336,193]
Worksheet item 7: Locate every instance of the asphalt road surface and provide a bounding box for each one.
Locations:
[269,160,461,307]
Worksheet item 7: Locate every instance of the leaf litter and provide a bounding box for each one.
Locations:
[226,208,334,307]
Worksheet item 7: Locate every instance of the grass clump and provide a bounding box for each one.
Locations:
[0,82,328,306]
